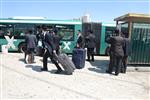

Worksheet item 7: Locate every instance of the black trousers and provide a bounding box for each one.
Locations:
[107,52,114,72]
[122,56,128,73]
[43,49,62,70]
[108,55,123,75]
[87,48,95,61]
[113,56,123,75]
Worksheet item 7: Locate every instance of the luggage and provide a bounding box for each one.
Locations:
[54,53,76,75]
[72,48,86,69]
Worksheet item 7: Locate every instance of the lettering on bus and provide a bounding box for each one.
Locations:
[4,36,16,49]
[63,41,71,50]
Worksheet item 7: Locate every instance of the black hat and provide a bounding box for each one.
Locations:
[42,25,47,30]
[53,29,58,33]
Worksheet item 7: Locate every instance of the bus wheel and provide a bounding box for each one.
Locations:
[105,47,110,56]
[18,43,26,53]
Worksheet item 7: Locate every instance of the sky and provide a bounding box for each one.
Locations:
[0,0,150,23]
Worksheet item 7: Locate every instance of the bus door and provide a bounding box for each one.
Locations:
[82,22,101,55]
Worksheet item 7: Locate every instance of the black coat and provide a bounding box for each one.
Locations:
[108,36,125,57]
[53,34,61,50]
[86,34,96,48]
[42,32,55,55]
[25,34,37,49]
[77,35,84,48]
[123,38,131,56]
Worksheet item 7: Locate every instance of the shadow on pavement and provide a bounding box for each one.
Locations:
[19,58,25,63]
[87,59,109,74]
[25,65,69,75]
[25,65,42,72]
[49,70,70,75]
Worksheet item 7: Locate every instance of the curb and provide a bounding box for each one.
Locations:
[127,66,150,72]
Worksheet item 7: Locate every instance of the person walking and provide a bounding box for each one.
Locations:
[24,30,37,63]
[40,26,63,74]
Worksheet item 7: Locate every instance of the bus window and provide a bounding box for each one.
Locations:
[0,24,13,37]
[56,25,74,41]
[105,26,116,42]
[14,24,35,38]
[0,27,4,36]
[36,24,74,41]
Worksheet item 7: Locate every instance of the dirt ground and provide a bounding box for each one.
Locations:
[0,53,150,100]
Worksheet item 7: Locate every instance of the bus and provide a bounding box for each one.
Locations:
[0,17,82,54]
[0,17,116,55]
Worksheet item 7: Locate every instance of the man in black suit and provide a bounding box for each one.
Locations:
[41,26,62,74]
[76,30,84,48]
[86,30,96,62]
[106,29,125,75]
[25,30,37,63]
[122,34,131,73]
[52,29,62,55]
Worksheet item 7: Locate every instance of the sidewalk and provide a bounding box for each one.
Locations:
[0,53,150,100]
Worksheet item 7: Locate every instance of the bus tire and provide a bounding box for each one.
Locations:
[18,43,26,53]
[105,47,110,56]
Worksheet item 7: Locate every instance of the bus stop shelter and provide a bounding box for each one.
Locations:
[114,13,150,65]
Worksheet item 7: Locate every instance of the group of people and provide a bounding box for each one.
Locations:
[106,29,131,76]
[24,25,63,74]
[24,26,97,74]
[76,30,96,62]
[24,26,130,76]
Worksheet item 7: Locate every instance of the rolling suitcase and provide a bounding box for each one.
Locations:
[54,53,75,75]
[72,48,86,69]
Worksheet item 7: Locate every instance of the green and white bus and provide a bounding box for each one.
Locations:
[0,17,82,53]
[0,17,115,55]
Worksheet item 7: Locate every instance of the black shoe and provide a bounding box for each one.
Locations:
[106,70,112,74]
[41,68,48,71]
[122,71,126,74]
[55,69,62,74]
[115,73,119,76]
[120,70,126,73]
[86,59,90,61]
[123,71,126,73]
[120,70,124,73]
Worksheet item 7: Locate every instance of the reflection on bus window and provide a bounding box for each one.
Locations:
[105,26,116,42]
[35,24,75,41]
[0,24,13,37]
[14,24,35,37]
[0,29,4,36]
[56,25,74,41]
[6,30,13,36]
[62,32,73,40]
